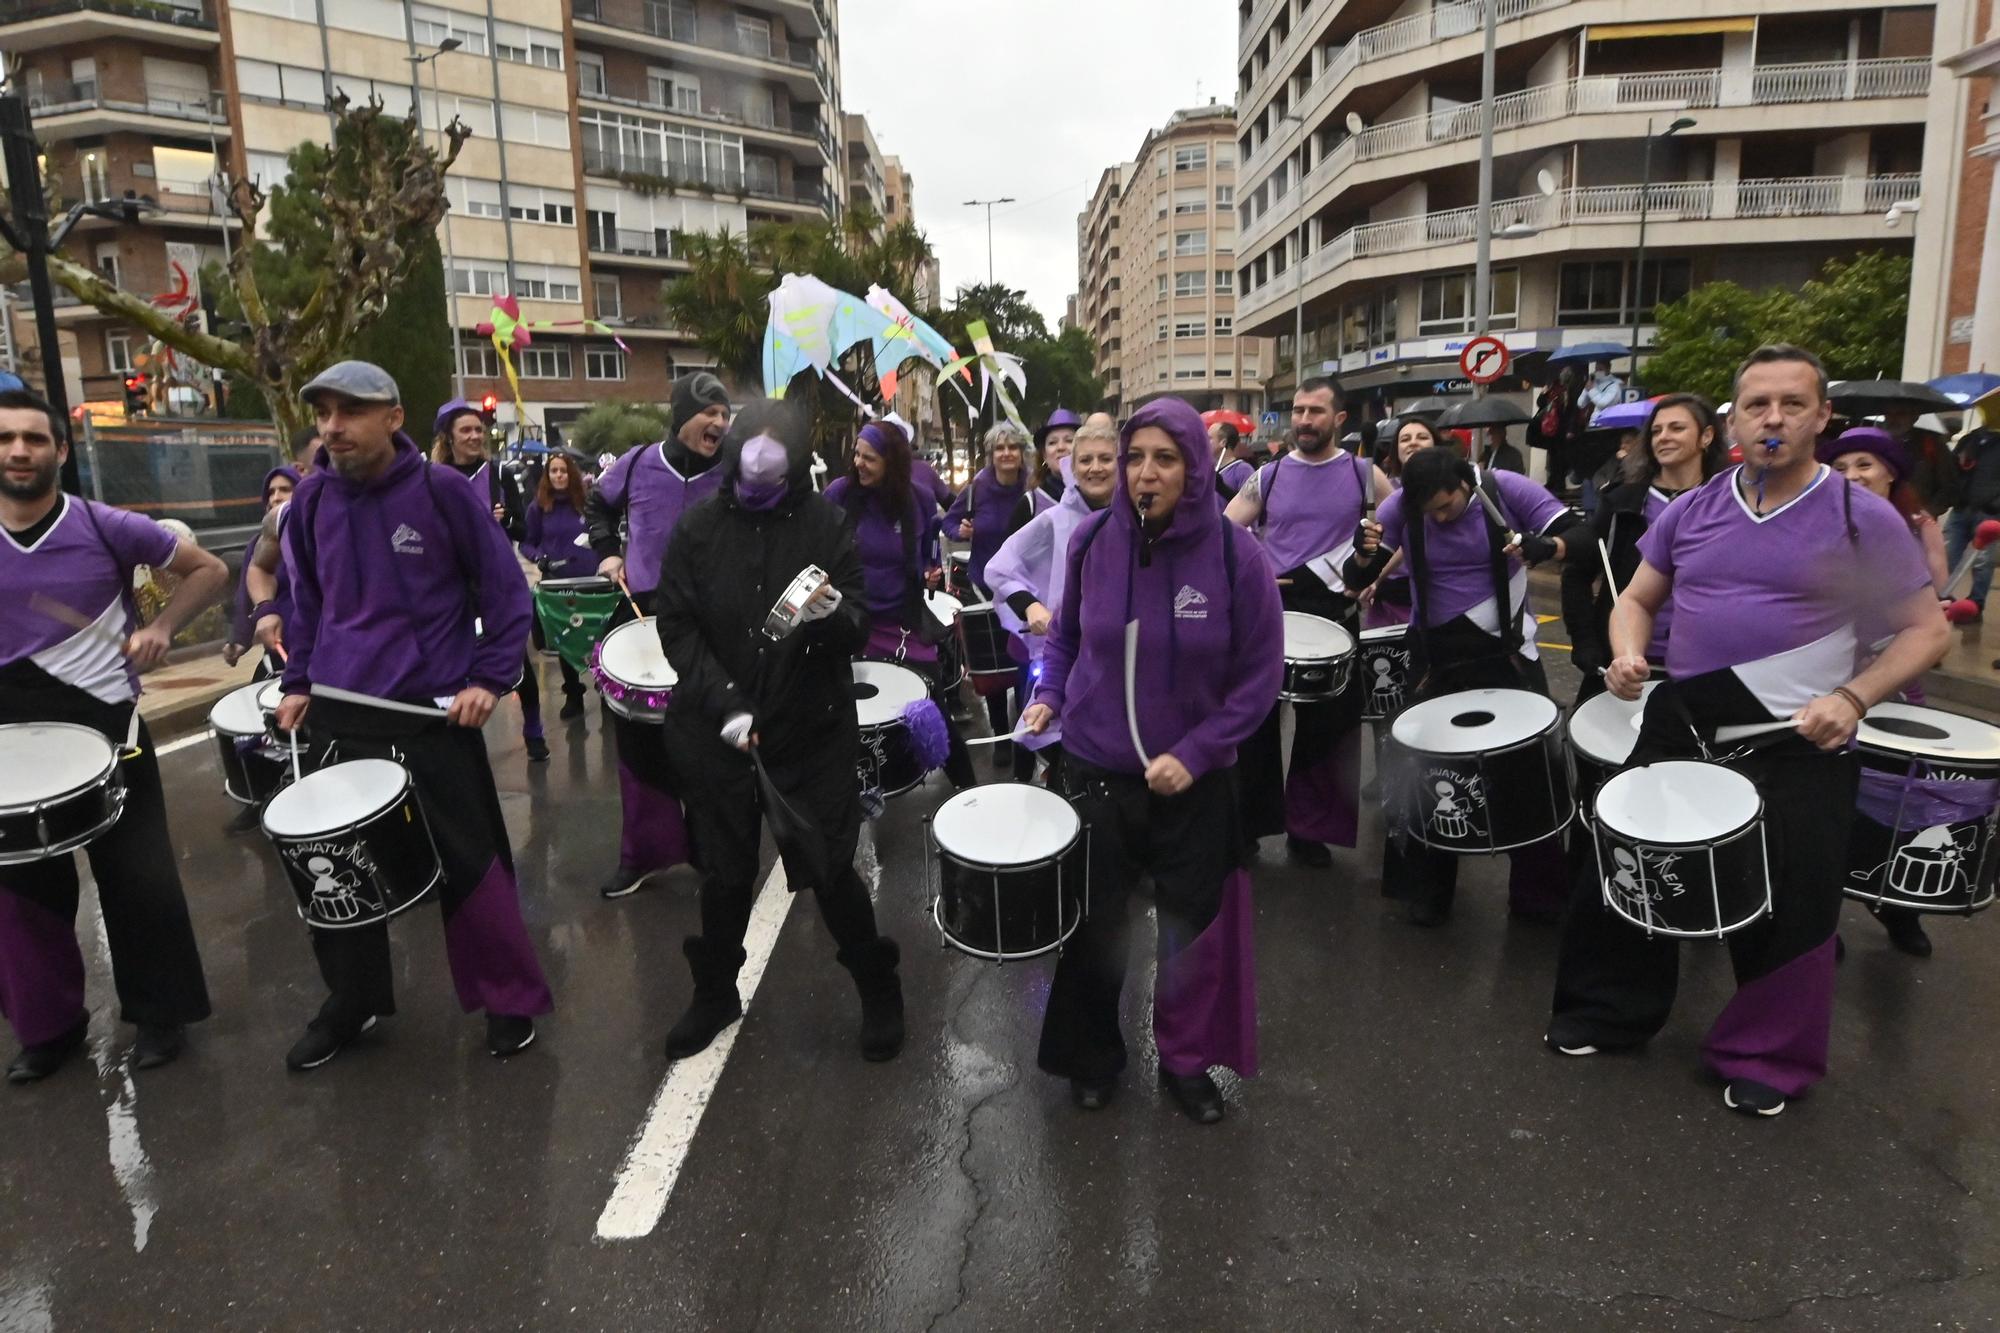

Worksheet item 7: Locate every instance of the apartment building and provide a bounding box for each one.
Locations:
[1074,104,1269,419]
[1232,1,1933,404]
[1905,0,1995,379]
[0,0,844,432]
[842,109,882,222]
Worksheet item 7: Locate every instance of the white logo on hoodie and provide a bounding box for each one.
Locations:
[1173,585,1209,619]
[391,523,425,555]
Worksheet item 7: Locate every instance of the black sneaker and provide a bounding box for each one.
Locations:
[1723,1078,1786,1117]
[6,1014,88,1084]
[558,694,586,722]
[285,1014,377,1072]
[1286,836,1332,869]
[599,866,649,900]
[1158,1068,1225,1124]
[226,803,263,835]
[486,1015,536,1058]
[525,735,551,763]
[131,1023,185,1071]
[1883,911,1934,958]
[1070,1076,1118,1111]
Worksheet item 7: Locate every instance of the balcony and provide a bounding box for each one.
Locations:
[578,83,827,159]
[587,224,685,263]
[0,0,217,50]
[581,144,826,209]
[26,78,228,138]
[1239,57,1933,257]
[573,0,828,100]
[1236,172,1924,329]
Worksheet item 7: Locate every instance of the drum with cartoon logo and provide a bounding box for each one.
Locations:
[261,758,442,929]
[1844,703,2000,915]
[1386,688,1574,853]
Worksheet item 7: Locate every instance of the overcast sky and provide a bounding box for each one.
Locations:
[839,1,1239,332]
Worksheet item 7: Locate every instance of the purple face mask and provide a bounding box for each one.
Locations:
[735,433,789,509]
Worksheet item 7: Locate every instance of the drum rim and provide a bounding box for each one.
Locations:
[1358,625,1410,643]
[1566,687,1653,768]
[1391,688,1560,754]
[930,781,1082,864]
[535,576,618,592]
[1594,760,1762,844]
[1281,611,1356,663]
[597,619,678,690]
[209,680,270,733]
[260,757,412,837]
[930,892,1081,961]
[1857,701,2000,763]
[0,721,120,811]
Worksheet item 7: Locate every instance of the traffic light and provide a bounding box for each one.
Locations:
[122,373,148,417]
[480,393,498,416]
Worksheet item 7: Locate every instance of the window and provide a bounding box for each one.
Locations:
[1155,274,1169,297]
[507,185,575,225]
[1419,269,1517,334]
[578,54,607,98]
[517,345,573,379]
[94,243,120,288]
[501,103,570,149]
[411,3,489,55]
[327,0,405,40]
[1174,271,1204,297]
[236,60,324,109]
[1214,144,1235,166]
[649,68,700,112]
[734,13,773,57]
[1175,319,1204,339]
[245,150,291,188]
[421,92,496,139]
[1215,268,1233,294]
[1155,318,1169,341]
[1634,259,1692,317]
[460,343,501,378]
[447,177,504,219]
[1556,260,1689,326]
[106,331,133,374]
[585,343,626,381]
[1174,361,1208,380]
[1156,236,1168,259]
[1215,233,1233,255]
[1155,156,1167,178]
[1173,188,1207,215]
[577,110,745,187]
[1174,231,1207,256]
[231,0,316,18]
[1215,184,1234,206]
[511,262,582,303]
[151,145,214,196]
[68,57,97,101]
[1214,316,1233,336]
[494,21,564,69]
[592,273,622,320]
[449,262,509,297]
[1174,145,1208,172]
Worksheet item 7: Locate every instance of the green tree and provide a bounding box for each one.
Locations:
[1796,251,1912,384]
[354,233,452,446]
[1644,281,1805,403]
[1020,324,1105,423]
[565,399,672,458]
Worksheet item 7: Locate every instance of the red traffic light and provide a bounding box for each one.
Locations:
[479,393,498,415]
[123,374,147,391]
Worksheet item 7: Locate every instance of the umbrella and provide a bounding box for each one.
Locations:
[1438,396,1533,429]
[1543,342,1629,366]
[1828,379,1959,412]
[1399,396,1459,422]
[1928,372,2000,406]
[1201,409,1255,435]
[1587,398,1660,432]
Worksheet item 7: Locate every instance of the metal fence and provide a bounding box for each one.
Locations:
[77,418,282,549]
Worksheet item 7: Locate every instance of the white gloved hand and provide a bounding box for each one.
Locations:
[721,712,755,751]
[798,582,842,623]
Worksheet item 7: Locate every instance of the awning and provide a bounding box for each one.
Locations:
[1588,18,1754,40]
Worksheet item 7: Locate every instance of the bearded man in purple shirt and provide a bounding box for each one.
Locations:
[1547,344,1950,1118]
[275,362,554,1071]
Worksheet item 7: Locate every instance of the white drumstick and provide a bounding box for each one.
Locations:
[1596,534,1619,601]
[289,727,303,785]
[964,729,1027,748]
[1713,719,1802,743]
[1123,619,1152,768]
[310,682,449,718]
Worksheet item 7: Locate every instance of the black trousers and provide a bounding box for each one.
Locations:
[0,714,210,1043]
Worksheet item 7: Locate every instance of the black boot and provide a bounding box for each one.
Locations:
[663,937,746,1060]
[1882,909,1934,958]
[836,935,905,1062]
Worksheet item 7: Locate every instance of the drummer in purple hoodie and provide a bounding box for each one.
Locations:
[1020,397,1283,1123]
[275,361,554,1071]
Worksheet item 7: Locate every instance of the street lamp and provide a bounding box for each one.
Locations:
[1628,115,1697,381]
[408,37,465,397]
[1278,112,1308,390]
[962,196,1015,285]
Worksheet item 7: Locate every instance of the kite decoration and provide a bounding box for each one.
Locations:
[863,284,972,406]
[475,294,631,420]
[942,319,1030,436]
[762,272,905,410]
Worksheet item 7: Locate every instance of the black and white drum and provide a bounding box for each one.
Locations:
[211,681,286,805]
[956,601,1017,697]
[1358,625,1413,721]
[1280,612,1355,704]
[929,782,1085,961]
[261,758,442,930]
[256,679,289,748]
[0,723,126,865]
[853,660,931,798]
[1844,703,2000,915]
[1388,689,1573,853]
[1566,682,1657,824]
[592,619,678,723]
[1593,760,1772,938]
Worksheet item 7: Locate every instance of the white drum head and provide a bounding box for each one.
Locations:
[1596,761,1759,844]
[1392,689,1558,756]
[1283,612,1353,661]
[1568,681,1657,767]
[933,782,1080,864]
[211,681,269,735]
[1359,624,1409,647]
[0,723,117,805]
[925,590,963,622]
[1859,703,2000,764]
[255,679,286,715]
[599,620,678,691]
[853,661,928,727]
[263,758,408,837]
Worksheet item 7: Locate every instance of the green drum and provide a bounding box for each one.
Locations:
[534,577,620,672]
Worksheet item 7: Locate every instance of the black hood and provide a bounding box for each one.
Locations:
[718,398,816,501]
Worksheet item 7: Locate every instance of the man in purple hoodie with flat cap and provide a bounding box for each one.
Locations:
[274,361,553,1071]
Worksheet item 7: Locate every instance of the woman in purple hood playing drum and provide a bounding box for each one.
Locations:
[1020,397,1284,1123]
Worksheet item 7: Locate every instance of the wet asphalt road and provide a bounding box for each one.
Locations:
[3,648,1999,1332]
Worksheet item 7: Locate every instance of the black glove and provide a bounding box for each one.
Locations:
[535,555,553,576]
[1571,641,1606,679]
[1516,532,1559,566]
[1353,517,1383,557]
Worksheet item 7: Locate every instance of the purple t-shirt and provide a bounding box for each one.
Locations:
[595,443,725,594]
[1249,449,1376,579]
[1376,467,1566,632]
[0,495,177,703]
[1639,466,1931,714]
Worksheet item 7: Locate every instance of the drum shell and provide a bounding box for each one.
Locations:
[0,725,126,866]
[1594,781,1770,939]
[858,720,926,800]
[955,603,1018,697]
[214,729,290,806]
[1358,629,1412,722]
[1843,744,2000,915]
[1280,650,1354,704]
[930,820,1084,961]
[265,767,442,930]
[1388,726,1573,853]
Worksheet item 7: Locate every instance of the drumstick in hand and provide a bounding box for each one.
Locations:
[28,592,126,648]
[612,570,647,623]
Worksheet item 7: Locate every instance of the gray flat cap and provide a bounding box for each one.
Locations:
[300,360,401,406]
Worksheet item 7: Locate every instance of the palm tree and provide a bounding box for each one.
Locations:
[660,227,767,385]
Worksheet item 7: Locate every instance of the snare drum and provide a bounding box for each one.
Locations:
[1358,625,1412,721]
[921,590,962,647]
[1593,761,1771,938]
[211,681,286,805]
[1843,703,2000,915]
[533,576,620,670]
[763,566,830,640]
[956,601,1018,698]
[1388,689,1573,853]
[853,660,931,798]
[592,619,678,723]
[261,758,442,930]
[929,782,1085,960]
[0,723,126,865]
[1280,612,1356,704]
[1566,682,1657,824]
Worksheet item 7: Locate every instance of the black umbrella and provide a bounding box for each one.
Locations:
[1399,396,1459,421]
[1828,379,1959,412]
[1438,396,1534,429]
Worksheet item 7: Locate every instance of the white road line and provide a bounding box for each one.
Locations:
[595,859,797,1241]
[153,731,209,758]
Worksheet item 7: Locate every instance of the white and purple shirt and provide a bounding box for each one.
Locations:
[0,495,177,704]
[1375,467,1567,655]
[1639,466,1931,716]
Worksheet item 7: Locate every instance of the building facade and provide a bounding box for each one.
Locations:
[1906,0,1995,380]
[1232,1,1932,406]
[1,0,845,434]
[1074,104,1269,419]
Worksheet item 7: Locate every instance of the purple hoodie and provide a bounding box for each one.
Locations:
[594,441,726,594]
[229,465,300,646]
[822,475,928,615]
[281,434,531,702]
[522,492,594,579]
[1034,398,1285,780]
[942,462,1027,588]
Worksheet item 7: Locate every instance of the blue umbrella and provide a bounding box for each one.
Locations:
[1545,341,1630,366]
[1928,372,2000,406]
[1588,398,1659,432]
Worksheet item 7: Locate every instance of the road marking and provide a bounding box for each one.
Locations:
[153,731,209,758]
[596,858,797,1241]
